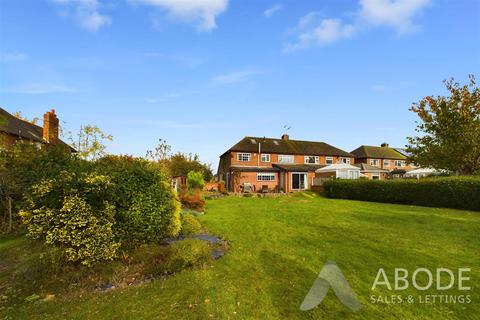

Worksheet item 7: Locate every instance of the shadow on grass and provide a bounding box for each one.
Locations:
[259,250,355,319]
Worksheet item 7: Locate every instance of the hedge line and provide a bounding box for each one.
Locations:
[323,176,480,211]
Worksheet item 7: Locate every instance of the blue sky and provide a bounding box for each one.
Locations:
[1,0,479,170]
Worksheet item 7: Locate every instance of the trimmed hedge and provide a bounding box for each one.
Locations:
[323,176,480,211]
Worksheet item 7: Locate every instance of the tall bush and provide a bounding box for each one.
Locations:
[323,176,480,211]
[186,171,205,191]
[20,170,120,266]
[95,156,181,244]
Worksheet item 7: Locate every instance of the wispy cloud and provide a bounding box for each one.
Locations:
[285,0,430,51]
[51,0,111,32]
[211,70,262,85]
[129,0,228,31]
[264,4,283,18]
[0,52,29,62]
[1,83,78,94]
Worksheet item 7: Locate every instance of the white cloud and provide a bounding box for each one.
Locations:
[285,0,430,51]
[0,52,29,62]
[130,0,228,31]
[359,0,430,33]
[211,70,261,85]
[264,4,283,18]
[285,16,354,52]
[51,0,111,32]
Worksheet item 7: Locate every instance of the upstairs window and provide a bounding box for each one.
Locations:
[339,157,350,164]
[261,154,271,162]
[237,153,251,162]
[395,160,406,167]
[304,156,319,164]
[278,155,294,163]
[370,159,379,166]
[384,159,390,167]
[325,157,334,165]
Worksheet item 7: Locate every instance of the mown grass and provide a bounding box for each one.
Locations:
[1,194,479,319]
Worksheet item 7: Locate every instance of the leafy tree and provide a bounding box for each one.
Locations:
[407,75,480,175]
[146,138,171,162]
[169,153,213,181]
[70,125,113,160]
[0,144,73,232]
[187,171,205,191]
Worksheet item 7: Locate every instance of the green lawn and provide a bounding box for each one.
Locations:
[2,194,479,319]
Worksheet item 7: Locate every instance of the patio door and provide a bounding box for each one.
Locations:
[291,173,307,190]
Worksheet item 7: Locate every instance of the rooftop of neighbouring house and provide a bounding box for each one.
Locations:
[223,135,353,157]
[350,143,407,160]
[0,107,73,150]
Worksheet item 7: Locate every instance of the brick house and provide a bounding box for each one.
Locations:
[0,107,72,150]
[217,135,354,192]
[350,143,414,179]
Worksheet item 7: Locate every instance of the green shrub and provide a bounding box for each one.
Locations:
[95,156,181,244]
[323,176,480,211]
[161,239,211,274]
[180,214,202,235]
[186,171,205,191]
[20,171,120,266]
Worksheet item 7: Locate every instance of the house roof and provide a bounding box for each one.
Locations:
[350,145,406,160]
[316,163,360,172]
[353,163,390,172]
[0,107,73,150]
[225,136,353,157]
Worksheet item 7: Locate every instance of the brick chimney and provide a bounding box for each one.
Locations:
[43,109,59,144]
[381,142,389,148]
[281,134,289,141]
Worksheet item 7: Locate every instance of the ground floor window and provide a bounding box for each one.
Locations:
[372,174,380,180]
[257,173,276,181]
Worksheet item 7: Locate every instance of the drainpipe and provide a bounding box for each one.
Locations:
[258,142,261,167]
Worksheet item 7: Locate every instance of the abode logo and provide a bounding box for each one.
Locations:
[370,267,472,305]
[300,261,362,311]
[300,263,472,312]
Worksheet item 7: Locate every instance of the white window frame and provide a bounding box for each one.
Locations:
[370,159,379,166]
[394,160,406,167]
[304,156,319,164]
[383,159,390,167]
[372,174,380,180]
[339,157,350,164]
[261,154,270,162]
[257,173,276,181]
[237,153,251,162]
[278,154,294,164]
[325,157,334,165]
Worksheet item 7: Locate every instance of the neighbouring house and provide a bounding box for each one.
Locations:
[353,163,390,180]
[217,135,354,193]
[350,143,415,179]
[0,107,73,151]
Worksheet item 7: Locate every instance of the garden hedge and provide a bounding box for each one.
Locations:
[323,176,480,211]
